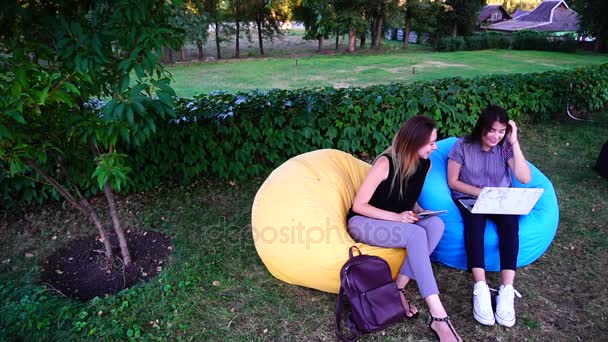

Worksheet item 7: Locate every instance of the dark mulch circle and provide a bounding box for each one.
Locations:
[41,230,172,300]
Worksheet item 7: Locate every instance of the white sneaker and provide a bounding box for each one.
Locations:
[495,284,522,327]
[473,281,495,326]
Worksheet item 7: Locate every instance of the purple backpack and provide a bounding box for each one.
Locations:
[335,246,406,341]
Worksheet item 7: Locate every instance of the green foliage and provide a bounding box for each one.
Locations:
[512,30,578,52]
[463,32,510,51]
[3,64,608,206]
[122,63,608,188]
[0,0,183,208]
[435,36,466,51]
[436,31,575,53]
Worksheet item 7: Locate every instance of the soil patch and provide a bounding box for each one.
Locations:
[41,230,172,300]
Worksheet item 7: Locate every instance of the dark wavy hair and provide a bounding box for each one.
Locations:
[465,105,511,145]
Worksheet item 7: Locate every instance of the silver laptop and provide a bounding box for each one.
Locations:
[458,187,544,215]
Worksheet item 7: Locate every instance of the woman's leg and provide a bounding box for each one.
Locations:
[491,214,519,283]
[455,200,487,280]
[347,216,440,300]
[491,214,520,327]
[455,200,494,326]
[398,216,445,296]
[348,215,460,341]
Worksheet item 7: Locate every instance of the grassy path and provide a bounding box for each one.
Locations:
[167,49,608,97]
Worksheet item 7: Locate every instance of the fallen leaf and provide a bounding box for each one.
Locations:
[55,269,64,275]
[25,253,34,258]
[212,280,221,286]
[2,259,10,264]
[263,329,268,333]
[231,308,235,313]
[51,236,57,240]
[229,181,236,186]
[157,266,162,272]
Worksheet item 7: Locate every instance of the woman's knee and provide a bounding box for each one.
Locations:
[424,216,445,234]
[407,226,428,246]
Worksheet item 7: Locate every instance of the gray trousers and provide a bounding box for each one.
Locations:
[347,215,444,299]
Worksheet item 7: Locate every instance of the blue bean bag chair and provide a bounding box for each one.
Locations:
[418,138,559,271]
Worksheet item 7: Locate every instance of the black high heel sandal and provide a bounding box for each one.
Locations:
[398,288,420,319]
[427,314,462,341]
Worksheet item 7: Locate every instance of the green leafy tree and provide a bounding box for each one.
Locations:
[443,0,485,37]
[203,0,225,59]
[294,0,337,51]
[334,0,369,52]
[252,0,290,55]
[226,0,250,57]
[0,0,183,267]
[571,0,608,52]
[170,0,210,60]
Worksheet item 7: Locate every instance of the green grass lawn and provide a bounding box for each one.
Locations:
[1,113,607,341]
[167,49,608,97]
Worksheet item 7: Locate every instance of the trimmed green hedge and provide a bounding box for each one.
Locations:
[2,64,608,206]
[435,31,577,53]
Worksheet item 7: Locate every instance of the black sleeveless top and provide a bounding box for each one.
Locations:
[347,154,430,221]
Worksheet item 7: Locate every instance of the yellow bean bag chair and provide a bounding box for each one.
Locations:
[251,149,407,294]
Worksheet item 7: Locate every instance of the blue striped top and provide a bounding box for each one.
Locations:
[447,137,514,200]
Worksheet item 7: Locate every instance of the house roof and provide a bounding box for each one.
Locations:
[479,5,511,22]
[512,9,529,19]
[487,0,579,33]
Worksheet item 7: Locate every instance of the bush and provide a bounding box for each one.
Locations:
[439,33,508,52]
[485,32,509,49]
[512,31,577,52]
[465,35,485,50]
[435,36,466,52]
[3,64,608,206]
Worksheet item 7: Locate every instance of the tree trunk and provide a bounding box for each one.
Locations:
[215,21,222,59]
[404,11,412,49]
[335,28,340,50]
[197,42,203,60]
[347,27,356,52]
[593,29,605,53]
[360,32,366,48]
[24,160,113,261]
[162,46,173,64]
[103,182,131,266]
[452,21,458,38]
[372,17,383,49]
[318,35,324,51]
[180,47,186,61]
[370,20,376,48]
[235,2,241,58]
[256,12,264,56]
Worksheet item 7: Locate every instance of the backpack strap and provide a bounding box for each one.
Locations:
[335,281,359,342]
[349,246,361,258]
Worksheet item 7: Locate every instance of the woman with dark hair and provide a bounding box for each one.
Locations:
[348,115,461,341]
[447,105,531,328]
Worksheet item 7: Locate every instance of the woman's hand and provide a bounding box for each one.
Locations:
[508,120,519,145]
[396,210,419,224]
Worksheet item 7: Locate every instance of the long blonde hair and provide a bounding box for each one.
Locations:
[379,115,437,198]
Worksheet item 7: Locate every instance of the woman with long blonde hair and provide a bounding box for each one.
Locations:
[348,115,461,341]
